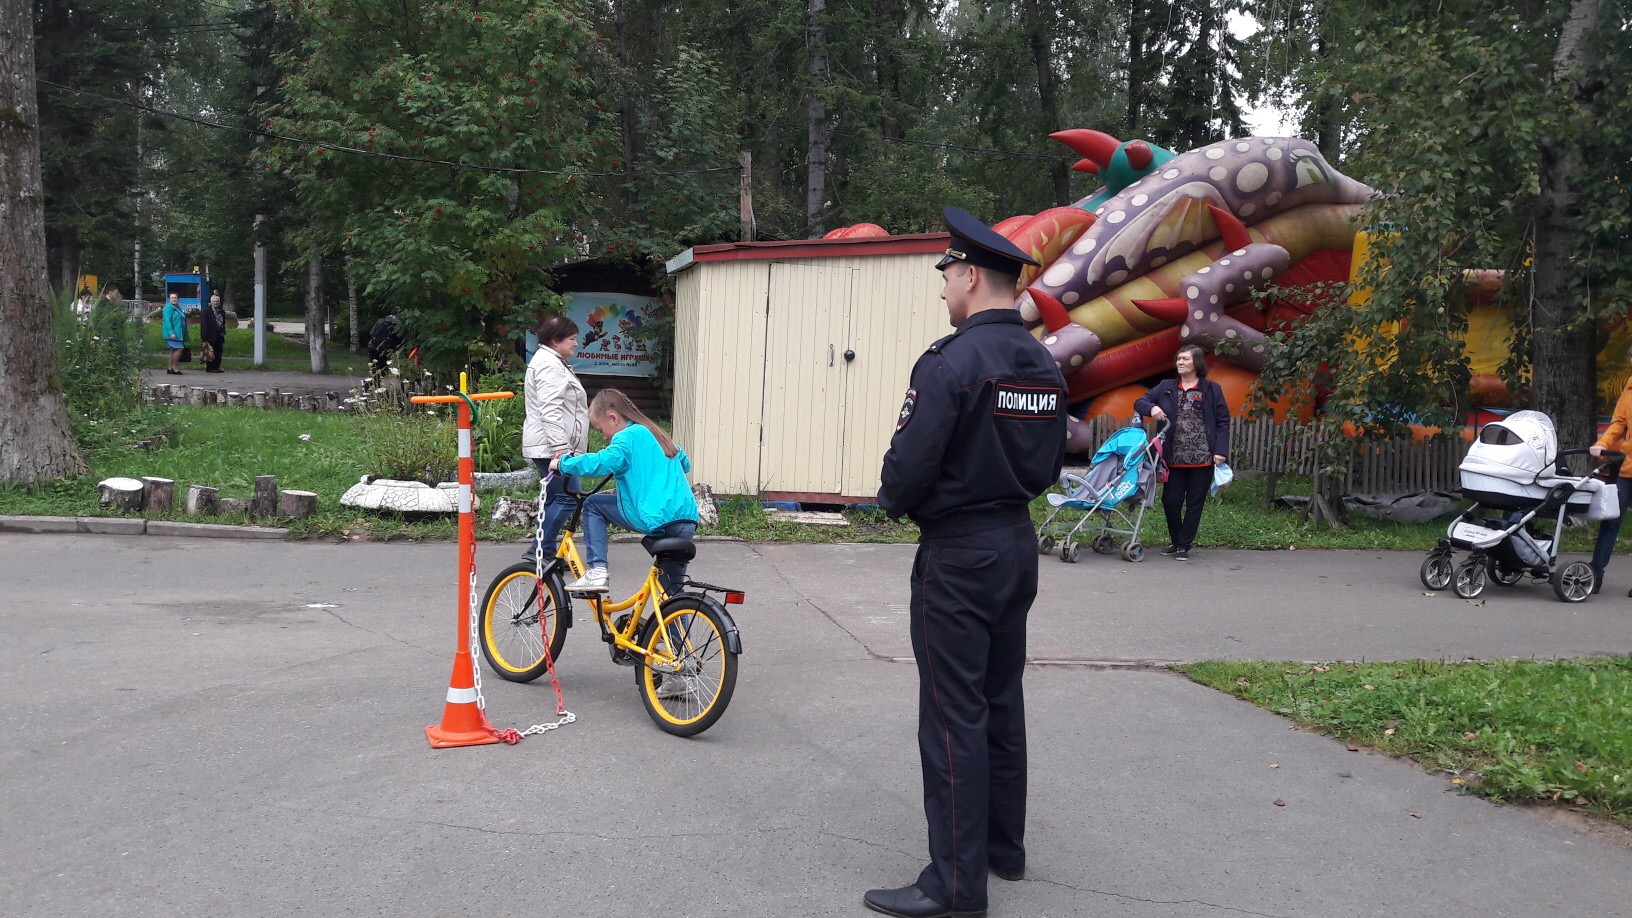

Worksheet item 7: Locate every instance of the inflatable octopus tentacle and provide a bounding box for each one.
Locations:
[1171,243,1293,371]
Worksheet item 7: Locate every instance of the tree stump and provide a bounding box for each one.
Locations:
[227,392,243,406]
[252,475,278,518]
[692,482,720,527]
[98,477,145,511]
[219,497,251,514]
[188,387,205,406]
[186,485,219,516]
[141,476,175,512]
[278,490,319,518]
[252,391,268,409]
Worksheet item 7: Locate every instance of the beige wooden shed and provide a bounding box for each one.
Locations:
[665,233,954,503]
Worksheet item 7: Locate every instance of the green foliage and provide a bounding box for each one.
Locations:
[472,369,526,473]
[1181,656,1632,821]
[55,301,145,444]
[261,0,616,375]
[359,412,457,485]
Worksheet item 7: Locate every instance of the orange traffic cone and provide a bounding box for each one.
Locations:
[426,649,502,748]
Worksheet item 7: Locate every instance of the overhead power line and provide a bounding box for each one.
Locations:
[38,80,740,179]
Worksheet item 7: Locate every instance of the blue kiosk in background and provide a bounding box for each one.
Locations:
[163,271,210,315]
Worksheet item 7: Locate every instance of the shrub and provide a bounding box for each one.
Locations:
[359,412,457,484]
[472,368,527,472]
[56,299,145,443]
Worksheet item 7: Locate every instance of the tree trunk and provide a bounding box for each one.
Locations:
[278,489,318,518]
[0,4,86,483]
[186,485,219,516]
[99,477,144,510]
[253,475,279,518]
[805,0,828,237]
[346,258,358,352]
[1126,0,1147,137]
[1023,0,1070,205]
[305,243,327,373]
[1531,0,1602,450]
[141,476,175,513]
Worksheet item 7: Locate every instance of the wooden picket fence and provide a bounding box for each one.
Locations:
[1082,415,1464,493]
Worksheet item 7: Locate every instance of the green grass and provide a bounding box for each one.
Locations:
[1179,657,1632,823]
[140,321,369,375]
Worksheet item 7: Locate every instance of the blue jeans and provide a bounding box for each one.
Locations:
[530,460,580,560]
[1590,476,1632,578]
[582,492,696,591]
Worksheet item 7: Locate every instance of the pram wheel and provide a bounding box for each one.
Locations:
[1091,534,1115,555]
[1120,541,1144,562]
[1487,558,1523,587]
[1037,534,1057,555]
[1550,561,1594,603]
[1059,541,1081,563]
[1420,554,1453,591]
[1452,559,1487,599]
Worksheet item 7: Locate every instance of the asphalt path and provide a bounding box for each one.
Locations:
[4,535,1631,917]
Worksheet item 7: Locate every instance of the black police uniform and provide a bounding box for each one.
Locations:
[875,209,1067,915]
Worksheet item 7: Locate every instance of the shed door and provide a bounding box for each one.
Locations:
[761,263,855,494]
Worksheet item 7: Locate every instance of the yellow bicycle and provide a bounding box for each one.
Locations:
[478,477,744,736]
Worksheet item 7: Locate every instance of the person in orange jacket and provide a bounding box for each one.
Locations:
[1588,371,1632,595]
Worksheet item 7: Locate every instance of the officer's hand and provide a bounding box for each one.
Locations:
[1590,444,1606,459]
[1148,407,1166,422]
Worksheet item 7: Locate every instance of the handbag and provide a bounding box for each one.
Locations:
[179,346,193,363]
[202,342,216,363]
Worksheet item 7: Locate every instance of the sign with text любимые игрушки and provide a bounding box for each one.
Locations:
[527,292,662,377]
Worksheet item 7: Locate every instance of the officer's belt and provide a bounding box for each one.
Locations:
[914,505,1032,539]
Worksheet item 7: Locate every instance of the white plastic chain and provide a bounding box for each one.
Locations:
[516,473,574,736]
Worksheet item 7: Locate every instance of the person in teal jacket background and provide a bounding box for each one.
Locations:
[552,388,698,595]
[162,293,189,375]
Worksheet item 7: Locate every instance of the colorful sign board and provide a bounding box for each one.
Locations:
[527,291,663,377]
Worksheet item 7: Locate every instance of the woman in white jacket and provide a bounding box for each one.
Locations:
[523,315,590,560]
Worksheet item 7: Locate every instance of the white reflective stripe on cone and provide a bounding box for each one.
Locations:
[458,428,471,458]
[458,484,472,514]
[446,686,478,704]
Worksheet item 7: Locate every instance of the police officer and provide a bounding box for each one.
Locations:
[865,208,1067,918]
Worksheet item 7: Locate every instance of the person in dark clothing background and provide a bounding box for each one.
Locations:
[866,207,1067,918]
[367,314,404,377]
[1135,343,1232,561]
[200,292,227,373]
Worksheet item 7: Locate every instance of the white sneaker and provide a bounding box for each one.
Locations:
[656,673,695,700]
[565,567,609,594]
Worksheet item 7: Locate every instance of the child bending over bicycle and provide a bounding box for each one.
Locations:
[551,388,699,595]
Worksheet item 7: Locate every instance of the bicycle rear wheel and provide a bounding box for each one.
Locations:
[479,562,567,682]
[637,595,737,737]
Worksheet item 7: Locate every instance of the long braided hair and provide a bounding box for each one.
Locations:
[590,388,678,458]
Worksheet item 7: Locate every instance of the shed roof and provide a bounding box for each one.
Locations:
[665,233,949,275]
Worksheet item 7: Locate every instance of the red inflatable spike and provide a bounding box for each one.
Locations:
[1072,158,1100,175]
[1132,297,1190,324]
[1050,129,1122,170]
[1207,204,1253,251]
[1125,140,1153,170]
[1027,287,1074,333]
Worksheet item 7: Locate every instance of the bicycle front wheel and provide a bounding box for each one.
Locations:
[479,562,568,682]
[637,595,738,737]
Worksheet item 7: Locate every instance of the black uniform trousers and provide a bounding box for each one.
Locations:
[910,517,1035,912]
[1162,464,1213,549]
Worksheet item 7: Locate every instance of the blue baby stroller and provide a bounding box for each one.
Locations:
[1036,421,1166,563]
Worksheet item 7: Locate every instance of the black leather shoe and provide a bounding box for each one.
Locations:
[991,863,1025,881]
[863,884,985,918]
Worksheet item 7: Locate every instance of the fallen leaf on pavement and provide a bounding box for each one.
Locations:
[1410,812,1421,819]
[1270,763,1280,768]
[1273,799,1286,807]
[1346,744,1360,752]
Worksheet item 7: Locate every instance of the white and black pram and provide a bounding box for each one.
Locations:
[1036,421,1166,563]
[1420,410,1622,602]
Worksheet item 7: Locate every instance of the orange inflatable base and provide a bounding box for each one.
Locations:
[427,722,502,748]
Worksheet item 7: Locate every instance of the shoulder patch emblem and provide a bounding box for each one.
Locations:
[897,388,917,430]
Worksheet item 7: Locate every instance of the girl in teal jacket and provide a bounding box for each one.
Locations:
[552,389,698,594]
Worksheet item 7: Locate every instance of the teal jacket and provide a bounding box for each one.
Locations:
[558,423,697,533]
[162,303,187,342]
